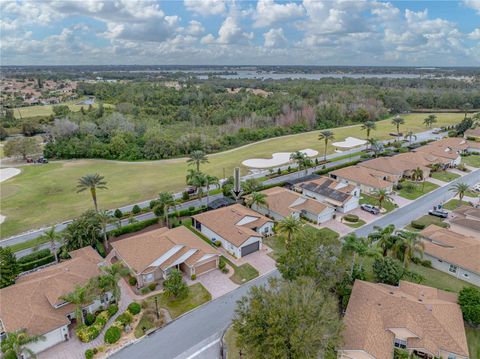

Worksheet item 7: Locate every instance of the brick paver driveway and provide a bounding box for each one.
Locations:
[191,269,239,299]
[348,208,379,223]
[319,219,352,236]
[390,193,412,208]
[241,247,277,275]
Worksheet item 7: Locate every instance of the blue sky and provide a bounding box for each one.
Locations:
[1,0,479,66]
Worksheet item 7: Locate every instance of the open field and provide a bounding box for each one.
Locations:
[13,99,113,118]
[0,113,464,238]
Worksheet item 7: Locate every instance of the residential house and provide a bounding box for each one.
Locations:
[251,186,335,224]
[329,165,394,194]
[294,176,360,213]
[111,226,220,288]
[339,280,469,359]
[448,205,480,237]
[420,225,480,286]
[0,247,108,355]
[419,137,480,156]
[192,204,274,258]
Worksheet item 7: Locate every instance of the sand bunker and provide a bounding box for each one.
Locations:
[332,137,367,148]
[242,149,318,169]
[0,167,21,182]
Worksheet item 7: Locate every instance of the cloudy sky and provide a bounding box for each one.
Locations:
[1,0,479,66]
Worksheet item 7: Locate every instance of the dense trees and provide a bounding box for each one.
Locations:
[3,137,41,159]
[458,287,480,326]
[0,247,19,288]
[63,209,101,251]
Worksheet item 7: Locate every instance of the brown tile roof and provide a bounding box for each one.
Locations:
[193,204,272,247]
[453,205,480,220]
[465,128,480,137]
[342,280,469,359]
[111,226,219,274]
[0,247,103,336]
[420,225,480,274]
[449,217,480,232]
[330,165,393,190]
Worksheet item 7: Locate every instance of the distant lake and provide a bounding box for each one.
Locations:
[209,71,425,80]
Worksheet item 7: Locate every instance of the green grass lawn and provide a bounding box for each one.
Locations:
[13,99,113,118]
[443,199,473,211]
[342,219,366,228]
[430,171,460,182]
[466,326,480,359]
[405,215,448,231]
[222,257,259,285]
[465,190,479,198]
[9,236,50,253]
[147,283,211,319]
[0,112,463,238]
[359,194,397,212]
[462,154,480,168]
[397,181,439,200]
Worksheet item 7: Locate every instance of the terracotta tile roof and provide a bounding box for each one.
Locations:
[453,205,480,220]
[330,165,393,190]
[420,225,480,274]
[449,217,480,232]
[341,280,469,359]
[111,226,219,274]
[0,248,103,336]
[465,128,480,137]
[193,204,273,247]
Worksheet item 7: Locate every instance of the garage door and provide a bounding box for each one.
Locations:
[195,259,217,275]
[241,241,259,257]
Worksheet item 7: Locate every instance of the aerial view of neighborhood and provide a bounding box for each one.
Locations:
[0,1,479,359]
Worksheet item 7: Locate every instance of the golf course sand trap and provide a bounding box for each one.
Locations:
[332,137,367,148]
[242,149,318,169]
[0,168,21,182]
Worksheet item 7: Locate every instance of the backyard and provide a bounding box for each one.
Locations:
[397,181,439,200]
[466,326,480,359]
[0,112,462,237]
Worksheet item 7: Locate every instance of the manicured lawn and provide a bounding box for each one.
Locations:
[405,215,448,231]
[222,257,259,285]
[462,154,480,168]
[148,283,211,319]
[0,112,463,238]
[359,194,396,212]
[466,326,480,359]
[465,190,479,198]
[443,199,473,211]
[430,171,460,182]
[342,219,366,228]
[397,181,439,200]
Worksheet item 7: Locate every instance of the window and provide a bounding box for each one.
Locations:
[394,338,407,349]
[449,264,457,273]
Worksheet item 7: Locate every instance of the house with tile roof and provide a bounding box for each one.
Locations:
[447,205,480,237]
[465,127,480,141]
[339,280,469,359]
[192,204,274,258]
[251,186,335,224]
[420,225,480,286]
[294,176,360,213]
[329,165,395,194]
[0,247,109,355]
[111,226,220,288]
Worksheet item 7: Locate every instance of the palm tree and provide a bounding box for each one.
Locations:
[394,230,424,268]
[157,192,176,227]
[342,234,361,277]
[290,151,307,177]
[368,225,398,257]
[367,138,383,157]
[43,226,59,263]
[373,188,393,211]
[318,130,335,162]
[242,178,262,194]
[205,175,219,207]
[405,131,417,143]
[188,171,208,204]
[187,150,209,172]
[423,114,437,128]
[276,216,303,249]
[412,167,423,182]
[245,192,268,209]
[342,234,379,275]
[391,115,405,139]
[449,182,470,206]
[60,284,94,324]
[77,173,108,212]
[94,263,128,303]
[0,329,45,359]
[361,121,377,142]
[97,210,112,251]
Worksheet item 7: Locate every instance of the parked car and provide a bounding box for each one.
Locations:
[472,184,480,193]
[360,204,380,215]
[428,209,448,218]
[185,186,196,195]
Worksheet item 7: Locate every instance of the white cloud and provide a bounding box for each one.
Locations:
[463,0,480,14]
[469,28,480,40]
[253,0,304,28]
[203,16,253,45]
[263,28,287,47]
[184,20,205,35]
[184,0,226,16]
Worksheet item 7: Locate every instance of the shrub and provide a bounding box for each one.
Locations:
[410,221,426,230]
[315,159,361,175]
[108,304,119,317]
[85,349,94,359]
[395,183,403,190]
[104,326,122,344]
[148,282,157,291]
[95,241,106,258]
[114,209,123,219]
[457,163,468,172]
[214,241,221,247]
[85,313,96,326]
[109,218,158,237]
[182,192,190,201]
[18,254,55,272]
[116,312,133,327]
[343,214,359,223]
[458,287,480,326]
[372,257,404,285]
[127,302,141,315]
[188,206,195,212]
[149,200,158,209]
[76,310,112,342]
[93,348,98,354]
[128,276,137,286]
[17,249,51,264]
[219,258,226,270]
[221,267,229,274]
[163,269,189,299]
[140,287,150,295]
[191,274,197,280]
[132,205,141,214]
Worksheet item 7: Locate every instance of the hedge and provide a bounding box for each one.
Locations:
[410,221,426,230]
[109,218,158,237]
[95,241,106,258]
[17,249,51,264]
[343,214,359,223]
[315,160,362,175]
[18,254,55,272]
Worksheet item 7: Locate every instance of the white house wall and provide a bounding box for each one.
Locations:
[26,325,68,354]
[424,254,480,286]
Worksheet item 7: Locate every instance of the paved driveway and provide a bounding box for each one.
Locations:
[425,177,448,187]
[319,219,352,236]
[241,247,277,275]
[390,193,412,208]
[347,208,379,223]
[191,269,239,300]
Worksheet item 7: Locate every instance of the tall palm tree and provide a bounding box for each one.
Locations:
[245,192,268,209]
[394,230,424,268]
[205,175,219,206]
[43,226,59,263]
[94,263,128,303]
[342,234,379,275]
[423,114,437,128]
[342,234,361,277]
[361,121,377,142]
[157,192,176,227]
[188,172,208,204]
[276,215,303,249]
[373,188,393,211]
[368,224,398,257]
[187,150,209,172]
[60,284,94,324]
[0,329,45,359]
[97,210,112,251]
[405,131,417,143]
[449,182,470,206]
[290,151,307,177]
[391,115,405,139]
[77,173,108,212]
[367,138,383,157]
[318,130,335,162]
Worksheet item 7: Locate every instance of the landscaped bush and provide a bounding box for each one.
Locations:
[148,282,157,291]
[114,209,123,219]
[411,256,432,268]
[458,287,480,326]
[104,326,122,344]
[191,274,197,280]
[214,241,221,247]
[132,205,141,214]
[457,163,468,172]
[372,257,404,285]
[85,349,94,359]
[95,241,106,258]
[115,312,133,327]
[128,276,137,286]
[410,220,426,230]
[140,287,150,295]
[343,214,359,223]
[85,313,95,326]
[182,192,190,201]
[219,258,226,270]
[108,304,119,317]
[18,254,55,272]
[17,249,51,264]
[315,159,361,175]
[127,302,141,315]
[76,309,113,343]
[109,218,158,237]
